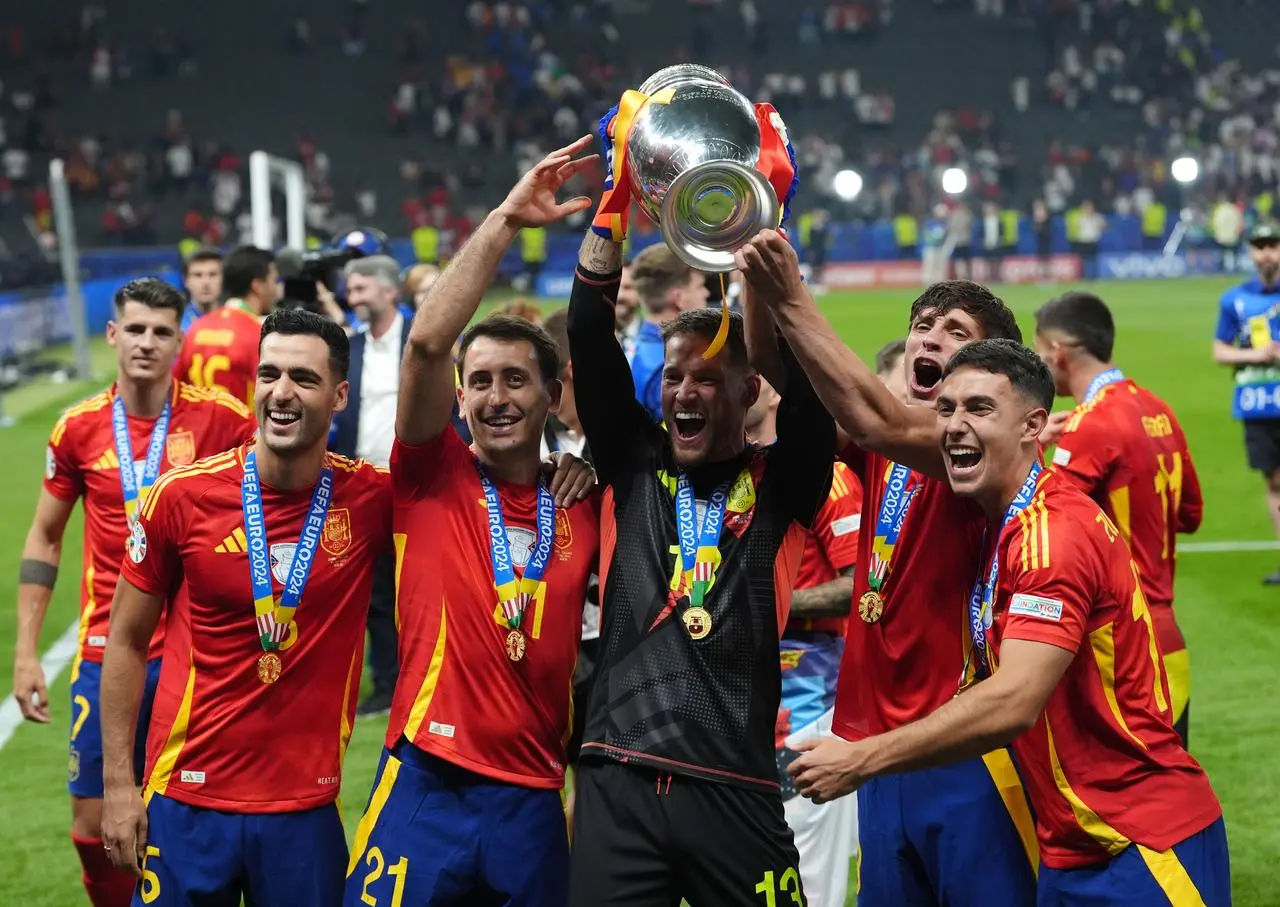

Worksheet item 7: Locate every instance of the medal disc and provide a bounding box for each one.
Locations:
[683,606,712,640]
[505,628,527,662]
[858,590,884,624]
[257,652,283,684]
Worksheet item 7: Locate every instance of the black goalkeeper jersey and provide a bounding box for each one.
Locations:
[567,264,835,790]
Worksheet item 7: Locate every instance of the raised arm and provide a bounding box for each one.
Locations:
[396,136,597,446]
[736,231,945,478]
[742,279,787,392]
[12,489,76,723]
[567,231,661,483]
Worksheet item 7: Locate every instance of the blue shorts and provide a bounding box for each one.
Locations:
[133,792,347,907]
[68,657,162,798]
[1038,817,1231,906]
[857,752,1038,906]
[344,740,569,907]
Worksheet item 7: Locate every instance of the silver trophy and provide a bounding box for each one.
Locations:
[624,64,780,272]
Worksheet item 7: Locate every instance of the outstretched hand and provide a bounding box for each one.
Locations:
[734,229,805,310]
[497,135,599,230]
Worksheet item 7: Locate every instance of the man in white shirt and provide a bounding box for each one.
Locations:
[330,254,408,715]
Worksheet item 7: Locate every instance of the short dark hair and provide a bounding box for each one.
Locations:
[259,307,351,381]
[1034,291,1115,362]
[458,313,561,384]
[875,338,907,376]
[909,280,1022,344]
[113,277,186,321]
[541,309,570,376]
[942,339,1055,411]
[183,247,223,276]
[660,308,749,370]
[222,245,276,300]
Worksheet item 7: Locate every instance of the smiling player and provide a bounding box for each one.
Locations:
[741,232,1037,907]
[791,339,1230,906]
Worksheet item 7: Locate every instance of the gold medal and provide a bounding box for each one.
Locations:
[505,628,527,662]
[683,606,712,640]
[858,590,884,624]
[257,652,283,684]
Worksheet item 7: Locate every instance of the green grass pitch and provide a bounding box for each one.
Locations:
[0,277,1277,906]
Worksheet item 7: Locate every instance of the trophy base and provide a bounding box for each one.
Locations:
[660,160,781,273]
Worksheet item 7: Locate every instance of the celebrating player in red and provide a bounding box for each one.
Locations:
[344,140,601,907]
[12,278,253,907]
[100,308,390,906]
[177,245,281,406]
[741,232,1038,906]
[792,339,1230,905]
[1034,291,1203,745]
[747,379,862,907]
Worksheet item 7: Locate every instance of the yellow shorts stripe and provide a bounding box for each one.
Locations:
[1137,844,1207,906]
[982,749,1041,876]
[346,755,403,878]
[1163,647,1191,726]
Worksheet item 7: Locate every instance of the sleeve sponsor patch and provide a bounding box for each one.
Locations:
[45,446,56,480]
[1009,593,1063,622]
[1052,447,1072,466]
[830,514,861,537]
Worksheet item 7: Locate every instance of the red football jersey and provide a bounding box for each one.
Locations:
[121,443,391,812]
[387,430,601,789]
[832,445,988,740]
[990,472,1221,869]
[1051,378,1203,654]
[788,460,862,634]
[176,304,262,406]
[43,382,255,664]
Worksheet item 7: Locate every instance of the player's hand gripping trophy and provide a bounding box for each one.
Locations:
[591,63,801,357]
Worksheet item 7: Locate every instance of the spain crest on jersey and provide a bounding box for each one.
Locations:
[554,508,573,552]
[166,430,196,467]
[322,508,352,556]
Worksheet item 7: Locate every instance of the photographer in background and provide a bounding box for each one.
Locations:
[330,253,410,716]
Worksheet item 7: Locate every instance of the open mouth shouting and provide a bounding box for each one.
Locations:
[672,410,708,443]
[910,356,945,400]
[946,444,982,475]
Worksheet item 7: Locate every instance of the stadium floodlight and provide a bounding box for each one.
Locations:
[941,167,968,195]
[249,151,307,251]
[1171,156,1200,184]
[833,169,864,202]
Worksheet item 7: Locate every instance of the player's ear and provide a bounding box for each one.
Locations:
[1024,407,1048,443]
[332,379,350,414]
[741,372,761,409]
[546,377,563,414]
[106,320,118,346]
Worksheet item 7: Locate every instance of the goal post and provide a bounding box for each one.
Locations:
[249,150,306,251]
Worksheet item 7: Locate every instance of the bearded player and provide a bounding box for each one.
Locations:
[1034,291,1203,746]
[742,231,1037,906]
[344,140,601,907]
[565,102,835,901]
[793,340,1230,905]
[747,378,862,907]
[99,308,391,906]
[12,278,253,907]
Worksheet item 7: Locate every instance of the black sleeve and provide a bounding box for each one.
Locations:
[772,335,836,529]
[566,265,663,486]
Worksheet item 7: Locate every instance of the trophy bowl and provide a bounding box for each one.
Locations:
[625,64,780,272]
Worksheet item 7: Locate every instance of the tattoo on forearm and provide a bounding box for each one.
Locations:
[789,577,854,618]
[579,232,623,275]
[19,559,57,589]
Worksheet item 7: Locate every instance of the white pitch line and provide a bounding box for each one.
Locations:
[0,622,80,751]
[1179,540,1280,553]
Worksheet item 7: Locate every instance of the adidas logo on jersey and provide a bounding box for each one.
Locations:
[215,528,248,553]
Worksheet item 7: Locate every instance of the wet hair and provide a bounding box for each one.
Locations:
[942,338,1055,411]
[660,308,749,370]
[113,277,185,321]
[909,280,1022,343]
[458,313,561,384]
[1034,291,1114,362]
[259,307,351,381]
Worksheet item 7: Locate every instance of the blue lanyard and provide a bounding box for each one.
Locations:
[675,471,732,608]
[241,449,334,652]
[112,393,170,526]
[479,463,556,629]
[868,462,918,591]
[1084,368,1124,403]
[966,461,1044,678]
